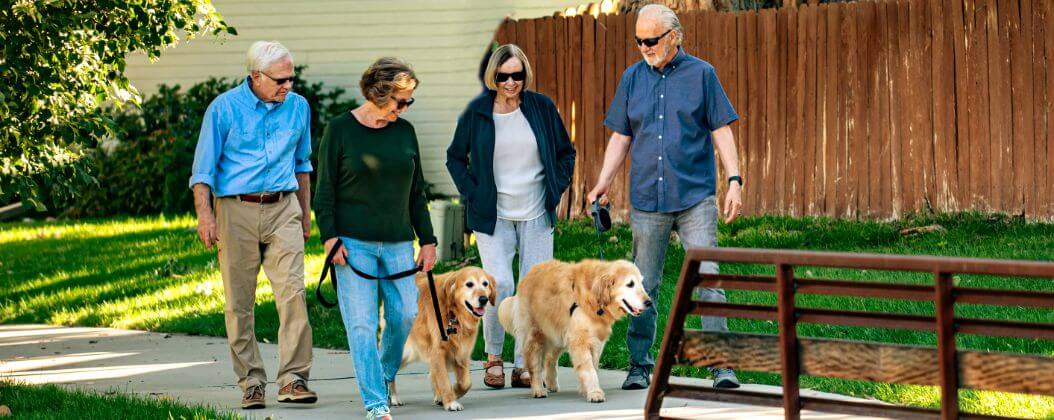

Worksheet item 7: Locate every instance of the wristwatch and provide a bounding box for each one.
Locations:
[728,175,743,187]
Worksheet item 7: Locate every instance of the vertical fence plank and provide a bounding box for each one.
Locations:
[1010,0,1034,217]
[786,6,802,217]
[935,271,960,419]
[803,4,820,216]
[1044,0,1054,219]
[931,0,957,213]
[1037,0,1052,218]
[969,0,991,209]
[822,4,838,216]
[950,0,971,210]
[762,10,778,215]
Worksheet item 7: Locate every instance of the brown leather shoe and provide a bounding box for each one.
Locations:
[277,379,318,404]
[241,385,265,409]
[511,368,531,388]
[483,360,505,389]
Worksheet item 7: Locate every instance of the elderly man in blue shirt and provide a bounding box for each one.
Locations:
[588,4,745,391]
[189,40,317,409]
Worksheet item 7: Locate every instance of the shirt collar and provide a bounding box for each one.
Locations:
[650,47,687,73]
[237,76,275,110]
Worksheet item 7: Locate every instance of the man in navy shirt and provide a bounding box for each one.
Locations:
[588,4,745,391]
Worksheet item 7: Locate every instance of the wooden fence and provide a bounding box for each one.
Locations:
[494,0,1054,221]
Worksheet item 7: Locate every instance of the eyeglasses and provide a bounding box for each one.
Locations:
[261,72,295,85]
[495,71,527,83]
[394,97,415,109]
[634,29,673,47]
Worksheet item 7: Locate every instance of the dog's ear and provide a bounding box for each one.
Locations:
[589,270,615,313]
[486,273,498,306]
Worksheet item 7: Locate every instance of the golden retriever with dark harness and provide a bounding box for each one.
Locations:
[388,266,496,411]
[499,259,651,402]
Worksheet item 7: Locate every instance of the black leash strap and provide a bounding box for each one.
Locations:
[426,271,451,341]
[314,239,450,341]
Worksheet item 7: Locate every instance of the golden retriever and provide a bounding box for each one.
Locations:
[388,266,496,411]
[499,259,651,403]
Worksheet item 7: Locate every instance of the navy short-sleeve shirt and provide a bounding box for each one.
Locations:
[604,48,738,213]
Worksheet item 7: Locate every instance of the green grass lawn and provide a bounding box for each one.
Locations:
[2,212,1053,418]
[0,381,238,419]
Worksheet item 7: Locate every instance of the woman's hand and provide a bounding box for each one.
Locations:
[324,237,347,266]
[417,243,437,272]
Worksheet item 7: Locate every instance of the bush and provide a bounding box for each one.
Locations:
[66,66,358,217]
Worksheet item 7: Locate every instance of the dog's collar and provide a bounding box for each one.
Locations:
[569,302,605,317]
[446,311,460,335]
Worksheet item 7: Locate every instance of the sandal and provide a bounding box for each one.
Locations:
[511,367,532,388]
[483,360,505,389]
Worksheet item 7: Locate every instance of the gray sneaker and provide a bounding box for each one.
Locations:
[621,365,652,390]
[709,368,740,389]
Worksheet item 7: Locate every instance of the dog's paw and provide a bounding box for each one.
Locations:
[433,396,443,406]
[585,389,606,403]
[389,395,404,407]
[444,401,464,411]
[532,388,548,399]
[546,382,559,393]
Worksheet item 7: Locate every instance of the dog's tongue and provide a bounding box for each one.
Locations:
[472,306,486,317]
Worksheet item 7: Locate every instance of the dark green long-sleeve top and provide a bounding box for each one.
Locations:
[313,112,436,246]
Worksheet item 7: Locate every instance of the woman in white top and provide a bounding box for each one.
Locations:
[446,44,576,389]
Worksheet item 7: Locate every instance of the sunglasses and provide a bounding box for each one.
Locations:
[634,29,673,47]
[495,71,527,83]
[394,97,415,109]
[261,72,295,85]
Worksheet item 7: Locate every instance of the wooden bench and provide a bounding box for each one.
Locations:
[644,248,1054,420]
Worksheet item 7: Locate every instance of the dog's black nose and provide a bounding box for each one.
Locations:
[643,300,653,308]
[478,296,489,305]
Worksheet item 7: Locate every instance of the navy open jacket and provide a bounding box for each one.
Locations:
[445,90,576,235]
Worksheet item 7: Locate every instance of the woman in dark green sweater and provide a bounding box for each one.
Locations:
[313,57,435,420]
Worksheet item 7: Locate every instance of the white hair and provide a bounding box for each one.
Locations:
[639,4,684,45]
[246,41,292,73]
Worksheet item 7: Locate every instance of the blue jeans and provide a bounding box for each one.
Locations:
[627,196,728,368]
[334,237,418,413]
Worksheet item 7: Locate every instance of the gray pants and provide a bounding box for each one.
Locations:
[628,196,727,368]
[474,215,553,368]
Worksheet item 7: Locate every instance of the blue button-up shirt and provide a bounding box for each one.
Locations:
[604,48,738,213]
[189,77,312,196]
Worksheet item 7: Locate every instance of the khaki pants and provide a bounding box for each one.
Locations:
[215,193,313,390]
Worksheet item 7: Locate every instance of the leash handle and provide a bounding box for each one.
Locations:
[315,239,345,308]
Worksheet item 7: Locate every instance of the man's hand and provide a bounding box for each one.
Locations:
[302,213,312,241]
[417,244,438,272]
[324,237,347,266]
[587,182,610,206]
[723,182,743,223]
[197,214,219,249]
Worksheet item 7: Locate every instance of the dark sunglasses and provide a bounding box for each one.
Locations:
[634,29,673,47]
[394,97,415,109]
[495,71,527,83]
[261,72,295,85]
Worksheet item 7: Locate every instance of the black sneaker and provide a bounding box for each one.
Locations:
[621,365,652,390]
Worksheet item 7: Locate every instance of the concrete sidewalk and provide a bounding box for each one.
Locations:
[0,325,884,419]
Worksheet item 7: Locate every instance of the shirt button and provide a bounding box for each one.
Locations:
[658,156,663,160]
[659,177,664,181]
[658,135,663,139]
[659,115,664,119]
[662,75,666,79]
[660,94,664,99]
